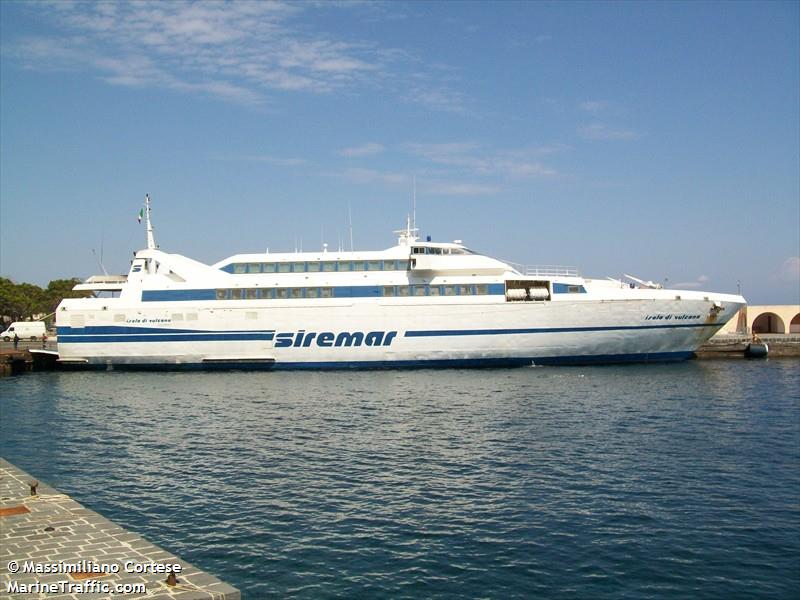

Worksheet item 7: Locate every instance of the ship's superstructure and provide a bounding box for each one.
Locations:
[55,197,745,369]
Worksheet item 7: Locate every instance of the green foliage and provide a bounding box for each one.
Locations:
[0,277,92,325]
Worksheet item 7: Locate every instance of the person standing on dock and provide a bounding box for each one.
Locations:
[13,333,19,349]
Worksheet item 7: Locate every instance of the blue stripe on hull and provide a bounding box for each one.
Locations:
[57,323,718,344]
[61,333,275,343]
[57,351,694,371]
[404,323,715,337]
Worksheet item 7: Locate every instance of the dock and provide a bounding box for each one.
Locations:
[696,334,800,358]
[0,458,240,599]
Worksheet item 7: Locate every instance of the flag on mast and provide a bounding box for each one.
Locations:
[137,208,144,223]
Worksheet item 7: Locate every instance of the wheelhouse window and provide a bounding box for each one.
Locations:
[247,263,261,274]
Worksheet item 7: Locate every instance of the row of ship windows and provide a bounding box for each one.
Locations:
[227,259,412,274]
[215,284,492,300]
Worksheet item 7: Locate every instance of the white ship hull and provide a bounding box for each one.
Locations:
[56,295,742,369]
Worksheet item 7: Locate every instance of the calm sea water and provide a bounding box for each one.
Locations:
[1,360,799,599]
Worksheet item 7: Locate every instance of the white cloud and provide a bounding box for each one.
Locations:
[673,274,711,289]
[425,181,501,196]
[579,100,606,114]
[775,256,800,282]
[7,1,388,105]
[579,123,642,141]
[212,154,307,166]
[403,142,558,178]
[338,143,386,157]
[406,87,471,114]
[339,168,408,185]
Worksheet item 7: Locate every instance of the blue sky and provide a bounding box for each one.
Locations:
[1,0,798,304]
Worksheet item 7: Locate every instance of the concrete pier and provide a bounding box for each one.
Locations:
[0,458,240,599]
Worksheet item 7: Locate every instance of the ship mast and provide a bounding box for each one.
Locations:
[144,194,156,250]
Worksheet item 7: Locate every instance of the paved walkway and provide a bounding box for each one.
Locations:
[0,458,240,599]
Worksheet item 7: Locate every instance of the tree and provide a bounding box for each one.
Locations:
[44,279,93,314]
[0,278,45,322]
[0,277,92,325]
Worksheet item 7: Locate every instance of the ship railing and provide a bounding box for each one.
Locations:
[504,261,580,277]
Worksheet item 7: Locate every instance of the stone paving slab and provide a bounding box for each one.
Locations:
[0,458,240,600]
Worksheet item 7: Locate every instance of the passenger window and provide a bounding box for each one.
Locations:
[339,262,352,272]
[215,289,227,300]
[247,263,261,274]
[352,262,366,271]
[414,286,426,296]
[307,262,321,272]
[322,262,337,272]
[444,286,456,296]
[476,285,488,295]
[231,289,243,300]
[246,289,258,299]
[306,288,319,298]
[233,264,246,274]
[429,286,441,296]
[398,286,410,297]
[458,285,471,295]
[278,263,291,273]
[262,288,275,299]
[291,288,303,299]
[263,263,277,273]
[276,288,289,299]
[292,262,305,273]
[320,287,333,298]
[382,286,396,297]
[368,261,382,271]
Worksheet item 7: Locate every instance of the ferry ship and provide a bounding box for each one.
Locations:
[55,197,745,369]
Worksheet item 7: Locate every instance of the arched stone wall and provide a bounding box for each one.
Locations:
[791,313,800,334]
[752,312,786,334]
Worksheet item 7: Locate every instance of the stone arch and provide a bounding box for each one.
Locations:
[752,312,786,334]
[791,313,800,334]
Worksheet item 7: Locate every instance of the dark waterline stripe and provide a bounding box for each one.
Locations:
[404,322,716,337]
[58,351,694,370]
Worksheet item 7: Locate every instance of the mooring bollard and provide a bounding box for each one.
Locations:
[166,570,178,586]
[29,480,38,496]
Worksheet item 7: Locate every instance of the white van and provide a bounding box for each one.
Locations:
[2,321,46,341]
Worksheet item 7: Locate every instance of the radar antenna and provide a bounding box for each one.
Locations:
[144,194,157,250]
